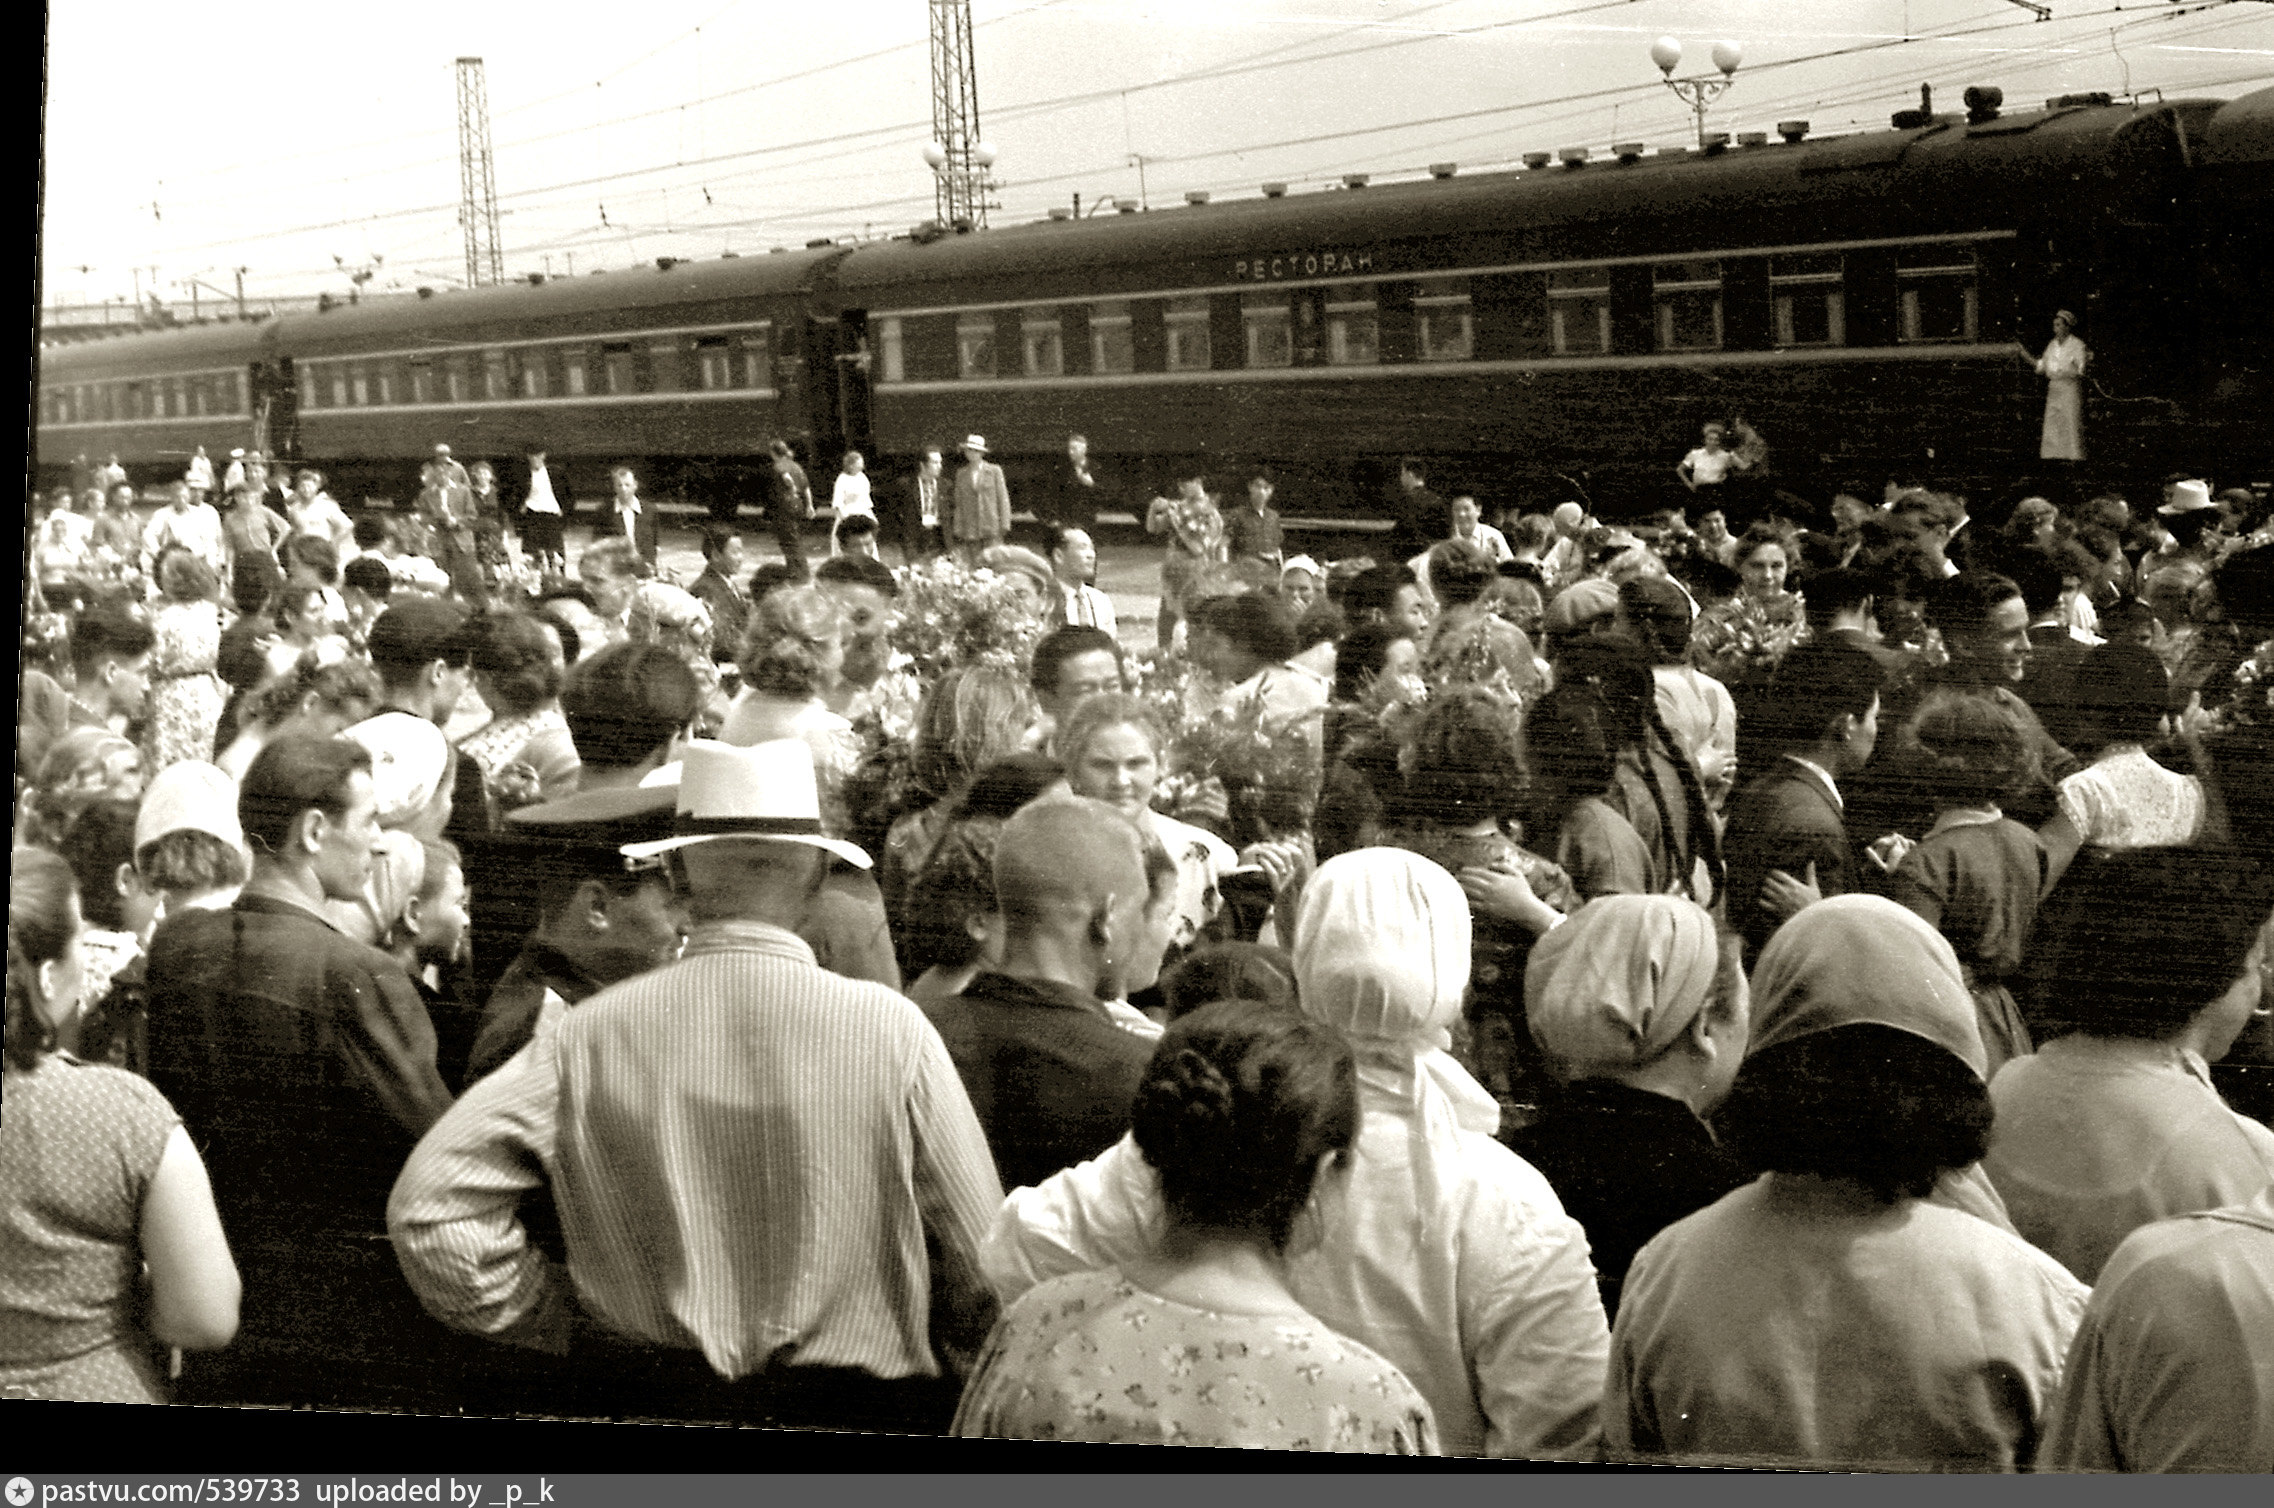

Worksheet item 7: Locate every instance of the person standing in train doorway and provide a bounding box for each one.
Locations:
[951,435,1012,567]
[2030,310,2090,464]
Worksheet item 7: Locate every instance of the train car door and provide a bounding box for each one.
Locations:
[834,309,875,462]
[802,310,875,467]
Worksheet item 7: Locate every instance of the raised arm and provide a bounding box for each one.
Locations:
[977,1131,1166,1305]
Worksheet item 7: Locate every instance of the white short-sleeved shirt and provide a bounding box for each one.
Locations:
[2054,746,2204,850]
[1682,448,1733,486]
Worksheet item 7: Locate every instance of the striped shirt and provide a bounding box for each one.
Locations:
[392,919,1002,1380]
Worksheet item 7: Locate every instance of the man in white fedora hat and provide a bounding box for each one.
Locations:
[388,738,1002,1428]
[950,433,1011,566]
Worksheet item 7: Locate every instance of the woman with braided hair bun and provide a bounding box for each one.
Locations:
[1881,689,2049,1081]
[952,997,1439,1453]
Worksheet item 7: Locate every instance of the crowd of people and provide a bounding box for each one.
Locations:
[8,431,2274,1470]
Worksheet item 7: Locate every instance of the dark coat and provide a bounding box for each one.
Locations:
[921,971,1150,1194]
[1049,459,1104,533]
[1722,761,1860,960]
[144,891,459,1404]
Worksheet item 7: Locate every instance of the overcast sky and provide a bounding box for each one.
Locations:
[38,0,2274,307]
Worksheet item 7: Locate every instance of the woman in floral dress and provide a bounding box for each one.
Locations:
[952,998,1439,1454]
[144,549,232,773]
[1145,473,1227,653]
[1689,523,1810,688]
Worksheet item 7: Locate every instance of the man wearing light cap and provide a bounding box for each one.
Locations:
[950,434,1011,565]
[388,738,1001,1428]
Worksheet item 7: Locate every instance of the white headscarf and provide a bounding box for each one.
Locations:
[1293,848,1499,1207]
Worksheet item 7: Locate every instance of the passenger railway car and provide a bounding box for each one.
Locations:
[36,321,282,481]
[33,85,2273,521]
[843,87,2271,512]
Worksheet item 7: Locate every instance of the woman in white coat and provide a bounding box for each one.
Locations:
[976,847,1613,1459]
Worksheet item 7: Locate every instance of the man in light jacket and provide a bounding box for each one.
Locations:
[950,434,1011,565]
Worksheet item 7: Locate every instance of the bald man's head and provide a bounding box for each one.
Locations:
[994,797,1148,940]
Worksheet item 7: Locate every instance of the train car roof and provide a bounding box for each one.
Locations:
[837,94,2232,301]
[2197,85,2274,199]
[37,318,278,379]
[272,244,852,355]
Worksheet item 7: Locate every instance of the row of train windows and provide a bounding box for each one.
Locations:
[295,329,776,411]
[40,372,248,426]
[873,249,1983,382]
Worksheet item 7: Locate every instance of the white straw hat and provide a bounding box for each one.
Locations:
[620,739,870,868]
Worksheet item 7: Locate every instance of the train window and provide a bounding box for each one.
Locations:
[1653,260,1723,351]
[562,351,588,397]
[602,344,636,395]
[1022,307,1065,378]
[445,360,471,403]
[1086,301,1133,374]
[1240,292,1292,369]
[1324,283,1380,366]
[1771,253,1846,347]
[741,329,772,388]
[345,367,365,406]
[649,341,683,393]
[957,312,998,379]
[876,318,906,383]
[480,350,508,401]
[1414,277,1474,362]
[516,353,546,399]
[374,365,396,404]
[1897,246,1978,343]
[407,362,433,404]
[696,338,733,391]
[1548,268,1612,355]
[326,366,347,408]
[1165,296,1213,372]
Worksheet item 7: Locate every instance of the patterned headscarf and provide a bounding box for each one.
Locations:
[1748,894,1986,1079]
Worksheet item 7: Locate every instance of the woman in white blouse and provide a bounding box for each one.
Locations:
[2039,640,2204,890]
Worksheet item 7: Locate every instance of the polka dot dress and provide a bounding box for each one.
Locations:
[1,1054,180,1402]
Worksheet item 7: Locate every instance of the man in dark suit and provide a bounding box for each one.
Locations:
[920,798,1155,1194]
[1721,638,1886,960]
[688,525,751,661]
[605,464,661,569]
[1048,433,1103,535]
[1387,455,1448,562]
[881,445,946,566]
[145,734,460,1408]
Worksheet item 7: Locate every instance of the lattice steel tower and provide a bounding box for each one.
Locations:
[928,0,988,228]
[456,57,504,286]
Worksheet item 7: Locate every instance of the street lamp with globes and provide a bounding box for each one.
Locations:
[922,136,1001,229]
[1652,36,1744,150]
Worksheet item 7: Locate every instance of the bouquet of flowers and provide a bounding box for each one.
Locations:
[888,557,1047,683]
[1694,589,1811,681]
[1132,646,1324,846]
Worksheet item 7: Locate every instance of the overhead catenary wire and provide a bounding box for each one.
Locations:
[104,0,2267,290]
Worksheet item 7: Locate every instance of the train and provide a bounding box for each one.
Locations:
[32,82,2274,525]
